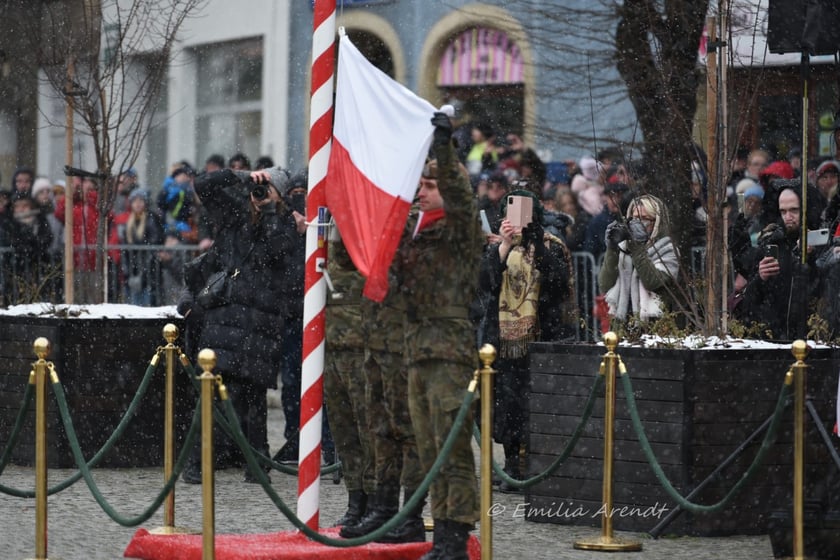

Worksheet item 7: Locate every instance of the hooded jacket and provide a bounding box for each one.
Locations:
[187,169,300,387]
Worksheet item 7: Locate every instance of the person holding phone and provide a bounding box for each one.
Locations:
[477,189,577,492]
[598,194,680,323]
[737,186,821,339]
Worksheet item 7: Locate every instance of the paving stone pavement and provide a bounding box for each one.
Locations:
[0,393,776,559]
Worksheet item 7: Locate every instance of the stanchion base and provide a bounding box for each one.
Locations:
[148,525,201,535]
[574,535,643,552]
[424,518,434,531]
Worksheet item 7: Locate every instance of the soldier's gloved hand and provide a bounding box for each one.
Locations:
[605,220,629,249]
[627,218,650,243]
[431,112,453,147]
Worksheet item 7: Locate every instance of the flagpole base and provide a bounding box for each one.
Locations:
[574,535,643,552]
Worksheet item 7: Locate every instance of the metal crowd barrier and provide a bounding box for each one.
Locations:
[1,244,710,341]
[571,251,601,342]
[0,244,200,307]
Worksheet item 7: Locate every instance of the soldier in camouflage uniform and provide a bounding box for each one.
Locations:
[325,232,374,526]
[396,112,483,560]
[340,219,425,543]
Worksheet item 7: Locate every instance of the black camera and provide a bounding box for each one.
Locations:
[250,184,268,200]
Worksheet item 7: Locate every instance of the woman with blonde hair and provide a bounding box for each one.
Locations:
[114,189,164,305]
[598,194,680,322]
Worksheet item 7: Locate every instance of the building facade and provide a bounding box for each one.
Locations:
[3,0,837,192]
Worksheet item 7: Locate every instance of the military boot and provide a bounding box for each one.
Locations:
[334,489,367,528]
[418,519,445,560]
[375,487,426,543]
[338,484,399,538]
[439,519,472,560]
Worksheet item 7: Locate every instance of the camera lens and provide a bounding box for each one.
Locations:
[251,184,268,200]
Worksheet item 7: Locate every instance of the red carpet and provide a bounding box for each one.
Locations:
[124,526,480,560]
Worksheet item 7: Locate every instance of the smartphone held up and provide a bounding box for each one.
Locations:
[506,195,533,229]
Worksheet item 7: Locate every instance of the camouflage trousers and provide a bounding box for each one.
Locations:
[325,349,373,493]
[408,358,479,525]
[365,349,423,490]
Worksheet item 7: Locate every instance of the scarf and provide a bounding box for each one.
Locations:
[499,238,541,359]
[413,208,445,238]
[604,236,679,321]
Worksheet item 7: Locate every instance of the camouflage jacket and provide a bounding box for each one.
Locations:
[395,139,483,366]
[361,212,417,354]
[325,238,365,352]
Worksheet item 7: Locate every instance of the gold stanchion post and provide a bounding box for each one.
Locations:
[574,332,641,552]
[783,340,811,560]
[478,343,496,560]
[26,337,54,560]
[198,348,219,560]
[151,324,197,536]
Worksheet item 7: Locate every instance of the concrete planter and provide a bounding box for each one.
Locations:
[0,310,190,468]
[524,341,840,537]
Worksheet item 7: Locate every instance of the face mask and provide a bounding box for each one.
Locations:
[289,192,306,214]
[176,181,191,190]
[627,218,650,243]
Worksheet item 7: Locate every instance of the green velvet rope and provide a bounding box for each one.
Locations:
[621,369,791,514]
[0,381,34,475]
[222,380,477,547]
[180,357,341,476]
[51,372,202,526]
[476,371,605,489]
[0,358,163,498]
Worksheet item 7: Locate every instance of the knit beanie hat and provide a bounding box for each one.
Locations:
[31,177,53,199]
[736,178,757,194]
[744,185,764,200]
[579,156,603,182]
[265,166,290,196]
[128,188,150,204]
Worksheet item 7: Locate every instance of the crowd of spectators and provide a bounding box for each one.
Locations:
[461,110,840,342]
[0,152,303,308]
[2,108,840,344]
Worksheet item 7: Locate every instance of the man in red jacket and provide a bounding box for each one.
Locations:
[55,176,100,303]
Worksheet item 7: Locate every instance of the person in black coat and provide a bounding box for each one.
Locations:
[177,165,299,483]
[736,185,822,340]
[477,190,576,492]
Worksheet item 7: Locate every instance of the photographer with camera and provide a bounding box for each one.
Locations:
[177,166,300,483]
[598,194,680,324]
[737,185,822,340]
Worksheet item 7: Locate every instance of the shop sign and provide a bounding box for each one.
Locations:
[438,27,524,86]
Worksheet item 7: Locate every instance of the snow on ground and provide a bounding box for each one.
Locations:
[0,303,181,319]
[614,333,830,350]
[0,305,830,350]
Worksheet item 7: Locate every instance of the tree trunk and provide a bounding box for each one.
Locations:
[615,0,710,328]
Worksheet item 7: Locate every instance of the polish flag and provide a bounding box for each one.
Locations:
[326,33,435,302]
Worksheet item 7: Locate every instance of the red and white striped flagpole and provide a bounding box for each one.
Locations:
[298,0,336,530]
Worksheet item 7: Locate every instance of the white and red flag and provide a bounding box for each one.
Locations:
[326,32,435,302]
